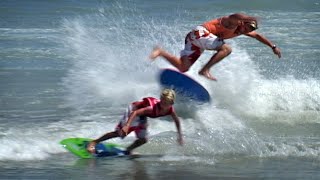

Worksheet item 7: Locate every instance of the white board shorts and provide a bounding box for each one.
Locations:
[180,26,224,63]
[116,104,147,139]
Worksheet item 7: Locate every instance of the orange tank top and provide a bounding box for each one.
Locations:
[202,18,239,39]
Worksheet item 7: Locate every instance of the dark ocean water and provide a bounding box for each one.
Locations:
[1,0,320,179]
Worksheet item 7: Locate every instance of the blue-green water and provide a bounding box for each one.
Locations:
[1,0,320,179]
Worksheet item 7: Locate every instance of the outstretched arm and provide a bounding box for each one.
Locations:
[171,112,183,145]
[245,31,282,58]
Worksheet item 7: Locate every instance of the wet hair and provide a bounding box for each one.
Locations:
[160,89,176,104]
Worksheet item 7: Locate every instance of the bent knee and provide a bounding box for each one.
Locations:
[138,138,148,144]
[176,63,190,72]
[179,66,190,72]
[178,56,193,72]
[219,44,232,55]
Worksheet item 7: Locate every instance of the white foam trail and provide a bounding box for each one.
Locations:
[60,16,161,110]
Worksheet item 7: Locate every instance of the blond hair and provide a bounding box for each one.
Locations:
[160,89,176,104]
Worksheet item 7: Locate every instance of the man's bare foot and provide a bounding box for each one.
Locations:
[149,46,162,61]
[199,70,217,81]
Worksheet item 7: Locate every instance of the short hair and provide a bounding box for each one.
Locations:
[160,89,176,104]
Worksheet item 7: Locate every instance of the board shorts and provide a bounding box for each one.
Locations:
[180,25,225,64]
[115,104,148,139]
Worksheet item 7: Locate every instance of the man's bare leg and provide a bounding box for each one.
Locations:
[199,44,232,81]
[150,47,191,72]
[126,138,147,154]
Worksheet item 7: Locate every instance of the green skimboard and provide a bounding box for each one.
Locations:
[60,137,126,159]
